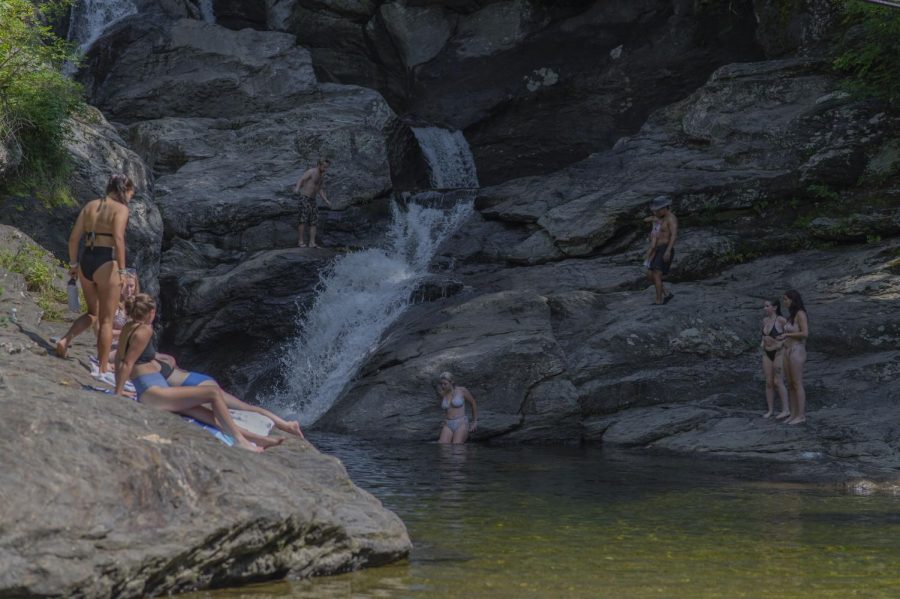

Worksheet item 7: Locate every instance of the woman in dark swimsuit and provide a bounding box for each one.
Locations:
[59,174,133,374]
[760,299,789,419]
[779,290,810,425]
[115,294,268,452]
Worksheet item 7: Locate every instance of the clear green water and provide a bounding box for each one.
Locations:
[188,435,900,598]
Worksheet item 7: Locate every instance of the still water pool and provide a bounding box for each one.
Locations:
[189,434,900,598]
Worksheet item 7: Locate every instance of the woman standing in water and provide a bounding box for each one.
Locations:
[760,299,789,419]
[437,372,478,444]
[115,294,265,453]
[59,174,133,375]
[779,290,809,425]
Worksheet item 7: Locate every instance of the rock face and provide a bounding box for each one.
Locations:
[272,0,765,184]
[78,16,396,384]
[0,108,163,296]
[0,225,410,597]
[317,53,900,467]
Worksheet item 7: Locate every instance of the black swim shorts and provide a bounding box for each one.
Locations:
[649,243,674,274]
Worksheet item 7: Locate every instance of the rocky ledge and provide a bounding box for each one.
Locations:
[0,227,410,597]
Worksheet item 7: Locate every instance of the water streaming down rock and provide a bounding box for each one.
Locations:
[198,0,216,23]
[410,127,479,190]
[268,199,474,425]
[68,0,137,52]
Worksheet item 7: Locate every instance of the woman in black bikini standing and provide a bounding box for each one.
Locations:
[760,299,789,419]
[60,174,133,374]
[779,290,810,425]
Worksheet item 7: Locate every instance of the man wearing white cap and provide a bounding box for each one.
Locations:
[647,195,677,305]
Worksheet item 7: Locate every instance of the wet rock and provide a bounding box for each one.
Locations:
[0,136,21,180]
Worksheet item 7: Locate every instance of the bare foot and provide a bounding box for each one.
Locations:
[762,411,773,419]
[775,411,791,420]
[55,337,69,358]
[277,420,304,438]
[788,417,806,425]
[256,436,285,449]
[237,440,264,453]
[297,242,307,247]
[309,243,319,248]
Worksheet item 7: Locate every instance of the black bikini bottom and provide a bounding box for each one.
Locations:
[80,246,114,281]
[764,349,779,362]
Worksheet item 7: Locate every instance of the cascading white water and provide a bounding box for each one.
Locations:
[67,0,137,52]
[411,127,480,189]
[198,0,216,23]
[268,199,474,424]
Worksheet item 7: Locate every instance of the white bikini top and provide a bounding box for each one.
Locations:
[442,389,464,410]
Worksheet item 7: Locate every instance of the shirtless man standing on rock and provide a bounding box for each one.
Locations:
[294,158,331,248]
[646,195,678,305]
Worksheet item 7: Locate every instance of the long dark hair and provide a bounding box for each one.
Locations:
[784,289,806,323]
[767,298,782,317]
[105,173,134,204]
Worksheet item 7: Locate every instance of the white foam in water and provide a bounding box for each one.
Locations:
[268,199,474,425]
[411,127,479,190]
[68,0,137,52]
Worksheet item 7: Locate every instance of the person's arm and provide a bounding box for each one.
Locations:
[783,312,809,340]
[67,208,85,278]
[318,186,331,207]
[112,205,128,273]
[115,326,148,396]
[463,387,478,432]
[664,215,678,261]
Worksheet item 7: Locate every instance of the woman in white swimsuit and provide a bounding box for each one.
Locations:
[437,371,478,444]
[778,289,810,425]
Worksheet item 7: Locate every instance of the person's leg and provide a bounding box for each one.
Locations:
[298,223,306,247]
[451,420,469,444]
[141,386,262,452]
[787,347,807,425]
[651,271,663,304]
[309,225,318,248]
[782,347,798,422]
[196,380,303,437]
[93,263,121,373]
[762,355,775,418]
[55,312,96,358]
[438,425,453,444]
[774,351,790,418]
[180,405,284,449]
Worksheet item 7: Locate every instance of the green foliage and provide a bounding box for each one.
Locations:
[0,0,83,206]
[833,0,900,103]
[806,183,840,202]
[0,242,67,320]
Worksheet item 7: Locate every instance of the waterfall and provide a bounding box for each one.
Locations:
[198,0,216,23]
[267,198,474,425]
[411,127,479,189]
[67,0,137,52]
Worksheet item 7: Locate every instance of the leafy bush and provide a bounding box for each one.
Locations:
[0,0,83,205]
[833,0,900,103]
[0,242,68,320]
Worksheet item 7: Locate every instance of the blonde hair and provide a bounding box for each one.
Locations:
[439,371,454,384]
[124,293,156,322]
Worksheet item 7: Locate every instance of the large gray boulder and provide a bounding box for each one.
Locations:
[0,229,410,597]
[82,19,318,122]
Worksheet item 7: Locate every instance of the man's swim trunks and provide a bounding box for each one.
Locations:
[649,243,673,274]
[298,193,318,226]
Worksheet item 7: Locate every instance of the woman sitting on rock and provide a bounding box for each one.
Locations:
[760,298,789,419]
[164,367,304,438]
[115,293,267,452]
[778,289,810,425]
[58,174,133,374]
[437,371,478,444]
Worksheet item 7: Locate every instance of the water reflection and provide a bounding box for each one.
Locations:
[185,436,900,599]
